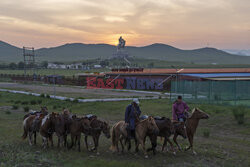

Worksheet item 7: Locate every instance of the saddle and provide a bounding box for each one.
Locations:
[154,116,166,120]
[140,115,149,120]
[86,114,97,121]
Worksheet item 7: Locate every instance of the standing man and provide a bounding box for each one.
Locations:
[125,98,141,139]
[172,96,190,122]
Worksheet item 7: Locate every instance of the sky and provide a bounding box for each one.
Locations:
[0,0,249,49]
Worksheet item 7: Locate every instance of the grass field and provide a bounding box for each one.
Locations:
[0,92,250,167]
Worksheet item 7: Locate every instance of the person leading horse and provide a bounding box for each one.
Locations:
[125,98,141,139]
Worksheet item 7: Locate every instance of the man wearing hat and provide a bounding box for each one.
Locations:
[125,98,141,139]
[172,96,190,122]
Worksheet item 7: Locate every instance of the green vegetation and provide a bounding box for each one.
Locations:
[232,106,247,125]
[0,92,250,166]
[23,106,30,112]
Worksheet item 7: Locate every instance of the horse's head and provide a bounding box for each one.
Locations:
[80,117,91,134]
[173,122,187,139]
[41,106,48,115]
[101,121,111,139]
[191,108,209,119]
[147,116,159,135]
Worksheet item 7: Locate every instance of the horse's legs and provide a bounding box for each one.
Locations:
[68,134,74,149]
[64,134,67,148]
[120,138,124,152]
[57,136,60,148]
[186,135,196,155]
[34,132,36,145]
[85,135,89,151]
[49,135,53,147]
[28,131,33,146]
[94,135,100,154]
[135,139,139,153]
[166,137,176,155]
[162,137,167,152]
[77,135,81,152]
[173,134,182,151]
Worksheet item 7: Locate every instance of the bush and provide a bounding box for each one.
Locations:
[46,94,50,98]
[30,100,37,105]
[65,98,71,102]
[53,105,57,109]
[14,100,21,104]
[202,128,210,138]
[40,93,45,98]
[5,111,11,115]
[37,100,42,104]
[23,106,30,112]
[21,101,29,105]
[232,106,246,125]
[73,99,79,103]
[12,105,19,110]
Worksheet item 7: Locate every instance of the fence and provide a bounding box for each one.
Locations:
[170,80,250,106]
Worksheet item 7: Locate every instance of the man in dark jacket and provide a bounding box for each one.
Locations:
[125,98,141,139]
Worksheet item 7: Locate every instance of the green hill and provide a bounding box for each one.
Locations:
[1,40,250,64]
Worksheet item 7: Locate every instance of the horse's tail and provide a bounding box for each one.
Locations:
[22,126,28,140]
[22,117,29,139]
[109,124,117,152]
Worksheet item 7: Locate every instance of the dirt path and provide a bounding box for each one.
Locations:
[0,82,163,99]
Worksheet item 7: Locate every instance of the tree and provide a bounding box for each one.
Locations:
[147,62,154,68]
[18,61,25,69]
[41,61,48,69]
[9,62,17,69]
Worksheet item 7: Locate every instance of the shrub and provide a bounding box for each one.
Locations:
[5,111,11,115]
[30,100,37,105]
[53,105,57,109]
[202,128,210,138]
[23,106,30,112]
[232,106,246,125]
[46,94,50,98]
[12,105,19,110]
[40,93,45,98]
[73,99,79,103]
[37,100,42,104]
[65,98,71,102]
[21,101,29,105]
[14,100,21,104]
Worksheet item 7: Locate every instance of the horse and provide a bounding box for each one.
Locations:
[22,113,45,146]
[84,118,111,154]
[39,112,56,148]
[160,121,187,153]
[174,108,209,155]
[68,116,91,152]
[143,117,176,155]
[110,120,130,153]
[135,116,159,158]
[49,112,69,148]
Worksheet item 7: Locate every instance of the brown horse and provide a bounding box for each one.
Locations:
[135,116,159,158]
[110,120,129,153]
[22,113,45,145]
[84,118,111,154]
[40,112,56,148]
[68,116,91,152]
[159,121,187,154]
[145,117,176,155]
[174,108,209,155]
[49,112,69,148]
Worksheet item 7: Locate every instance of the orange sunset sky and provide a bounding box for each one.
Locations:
[0,0,249,49]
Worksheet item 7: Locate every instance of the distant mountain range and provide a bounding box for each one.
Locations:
[1,40,250,64]
[223,49,250,56]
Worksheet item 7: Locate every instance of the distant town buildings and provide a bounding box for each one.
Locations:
[47,63,102,70]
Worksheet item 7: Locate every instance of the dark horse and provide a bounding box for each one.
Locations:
[141,116,187,155]
[84,117,111,154]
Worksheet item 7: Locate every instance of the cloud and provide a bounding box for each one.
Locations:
[0,0,249,49]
